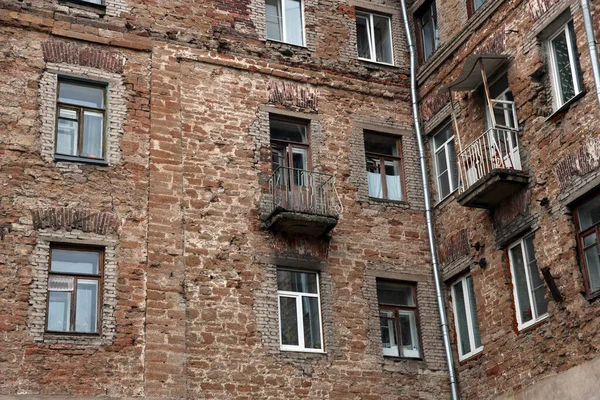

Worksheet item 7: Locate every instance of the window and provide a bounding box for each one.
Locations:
[415,1,439,62]
[432,123,458,201]
[573,193,600,298]
[468,0,485,16]
[548,21,583,109]
[508,234,548,330]
[356,12,393,65]
[277,269,323,352]
[56,80,107,161]
[365,132,404,201]
[451,275,482,360]
[270,117,311,188]
[265,0,304,46]
[377,281,421,358]
[46,246,103,334]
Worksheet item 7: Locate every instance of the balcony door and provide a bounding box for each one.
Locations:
[485,74,520,170]
[270,118,311,211]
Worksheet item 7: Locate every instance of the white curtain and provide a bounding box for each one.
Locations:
[386,175,402,201]
[368,172,383,198]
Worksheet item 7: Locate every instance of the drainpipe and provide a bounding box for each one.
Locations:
[398,1,460,399]
[581,0,600,105]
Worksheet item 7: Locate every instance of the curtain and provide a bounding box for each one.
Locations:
[82,111,103,158]
[368,172,383,198]
[386,175,402,201]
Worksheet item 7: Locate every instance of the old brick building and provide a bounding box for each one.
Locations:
[0,0,599,398]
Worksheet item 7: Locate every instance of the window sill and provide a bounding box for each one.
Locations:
[584,288,600,302]
[545,91,586,122]
[517,314,549,333]
[266,39,308,50]
[54,154,109,166]
[59,0,106,14]
[434,188,458,209]
[383,355,423,361]
[358,58,397,69]
[279,348,326,354]
[368,197,410,207]
[41,332,104,345]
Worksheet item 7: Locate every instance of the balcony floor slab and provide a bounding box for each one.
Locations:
[262,208,339,237]
[457,169,529,209]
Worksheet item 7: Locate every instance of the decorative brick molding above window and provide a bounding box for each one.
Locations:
[32,208,120,235]
[39,61,126,166]
[29,229,118,345]
[42,42,126,74]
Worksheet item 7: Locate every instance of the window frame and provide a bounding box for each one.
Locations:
[277,269,325,353]
[364,131,405,201]
[547,20,583,110]
[356,11,395,65]
[270,115,312,172]
[432,122,458,202]
[467,0,485,18]
[450,275,483,361]
[377,281,422,359]
[414,0,438,63]
[265,0,306,46]
[508,234,549,331]
[45,244,104,336]
[573,192,600,299]
[55,78,108,163]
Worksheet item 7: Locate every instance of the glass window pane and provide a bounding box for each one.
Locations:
[452,281,471,355]
[47,291,71,332]
[76,280,98,333]
[510,243,533,324]
[277,270,318,293]
[57,118,78,156]
[51,249,100,275]
[356,16,371,59]
[399,311,419,357]
[433,126,452,149]
[422,20,433,60]
[584,245,600,291]
[82,111,104,159]
[279,296,299,345]
[384,159,402,201]
[59,82,104,109]
[473,0,485,12]
[302,296,321,349]
[365,133,398,156]
[377,282,415,306]
[577,196,600,231]
[48,276,74,291]
[270,120,307,143]
[373,15,392,64]
[284,0,303,46]
[583,232,597,248]
[59,108,78,120]
[524,236,548,317]
[438,170,450,198]
[266,0,282,41]
[366,156,383,199]
[551,29,576,104]
[379,311,399,356]
[466,276,482,348]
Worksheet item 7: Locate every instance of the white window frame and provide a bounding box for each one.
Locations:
[508,234,549,331]
[432,123,458,202]
[356,11,394,65]
[451,275,483,361]
[547,21,582,109]
[265,0,306,46]
[277,270,324,353]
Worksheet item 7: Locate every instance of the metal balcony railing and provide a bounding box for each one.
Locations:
[458,127,522,193]
[267,167,342,218]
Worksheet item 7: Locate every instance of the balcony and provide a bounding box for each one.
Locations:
[457,125,528,209]
[262,167,342,236]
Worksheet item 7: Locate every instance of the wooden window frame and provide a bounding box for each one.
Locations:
[467,0,484,18]
[55,78,108,162]
[377,281,422,359]
[45,245,104,336]
[573,192,600,300]
[276,269,324,353]
[269,115,312,172]
[364,131,406,201]
[450,275,483,361]
[414,0,438,64]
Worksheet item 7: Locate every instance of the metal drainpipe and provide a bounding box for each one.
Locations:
[580,0,600,105]
[398,1,460,399]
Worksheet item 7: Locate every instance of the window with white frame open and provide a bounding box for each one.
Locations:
[277,269,324,352]
[548,20,583,109]
[508,234,549,331]
[377,281,421,358]
[356,11,394,65]
[451,275,482,360]
[432,122,458,201]
[265,0,305,46]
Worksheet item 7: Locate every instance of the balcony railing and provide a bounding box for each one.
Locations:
[267,167,342,218]
[458,127,522,193]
